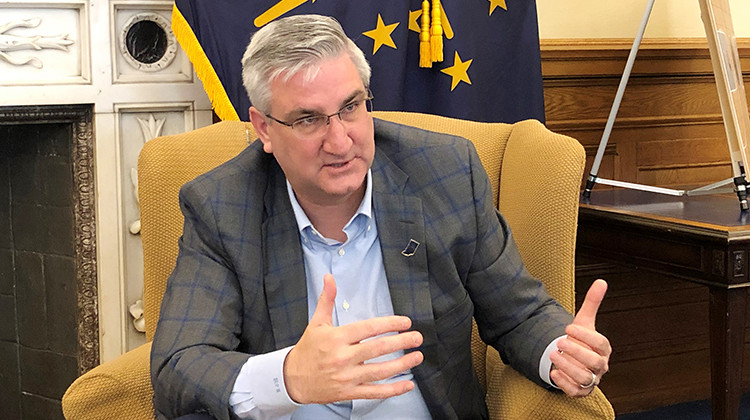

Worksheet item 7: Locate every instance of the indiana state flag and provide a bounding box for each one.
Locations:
[172,0,545,124]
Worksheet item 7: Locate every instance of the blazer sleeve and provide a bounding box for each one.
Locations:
[150,180,251,420]
[462,140,573,388]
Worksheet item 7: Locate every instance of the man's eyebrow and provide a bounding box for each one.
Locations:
[286,89,366,119]
[339,90,366,107]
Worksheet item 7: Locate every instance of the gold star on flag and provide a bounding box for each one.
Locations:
[362,14,400,54]
[441,51,472,91]
[408,9,422,33]
[488,0,507,16]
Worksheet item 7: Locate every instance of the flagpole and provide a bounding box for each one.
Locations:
[582,0,656,198]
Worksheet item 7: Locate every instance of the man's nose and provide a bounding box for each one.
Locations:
[322,115,352,154]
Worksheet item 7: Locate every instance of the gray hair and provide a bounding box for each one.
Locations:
[241,14,371,114]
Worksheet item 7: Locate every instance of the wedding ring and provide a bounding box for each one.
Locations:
[580,370,597,389]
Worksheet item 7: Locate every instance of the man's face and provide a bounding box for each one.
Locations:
[249,54,375,208]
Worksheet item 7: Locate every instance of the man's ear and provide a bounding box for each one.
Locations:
[249,106,273,154]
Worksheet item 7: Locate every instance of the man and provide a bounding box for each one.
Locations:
[151,14,611,420]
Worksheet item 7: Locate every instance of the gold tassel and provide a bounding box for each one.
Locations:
[430,0,443,63]
[419,0,432,68]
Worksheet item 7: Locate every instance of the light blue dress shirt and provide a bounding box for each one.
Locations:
[228,171,561,419]
[230,171,431,419]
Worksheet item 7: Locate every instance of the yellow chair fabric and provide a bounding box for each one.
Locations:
[62,112,614,420]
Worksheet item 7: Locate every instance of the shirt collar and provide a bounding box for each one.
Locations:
[286,169,373,237]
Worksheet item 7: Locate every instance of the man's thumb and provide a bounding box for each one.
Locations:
[573,279,608,329]
[311,273,337,325]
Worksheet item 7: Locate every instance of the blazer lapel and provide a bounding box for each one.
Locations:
[372,150,456,418]
[372,169,434,334]
[262,163,309,349]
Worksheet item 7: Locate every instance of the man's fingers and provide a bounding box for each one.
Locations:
[310,274,337,326]
[350,332,423,366]
[550,367,595,398]
[355,350,424,384]
[341,315,414,344]
[565,324,612,358]
[309,351,423,403]
[550,349,598,395]
[556,335,610,375]
[573,279,607,330]
[340,380,417,401]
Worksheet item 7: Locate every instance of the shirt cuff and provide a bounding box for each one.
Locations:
[229,346,300,419]
[539,335,567,389]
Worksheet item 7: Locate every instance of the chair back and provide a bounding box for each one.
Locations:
[138,121,251,339]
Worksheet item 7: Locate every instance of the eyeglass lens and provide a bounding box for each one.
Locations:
[292,97,372,136]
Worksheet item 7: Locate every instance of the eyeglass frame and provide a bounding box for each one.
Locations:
[264,91,374,137]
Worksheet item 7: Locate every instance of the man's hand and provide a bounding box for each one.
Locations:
[549,279,611,397]
[283,274,424,404]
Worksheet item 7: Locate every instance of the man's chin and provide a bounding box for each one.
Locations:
[320,176,367,199]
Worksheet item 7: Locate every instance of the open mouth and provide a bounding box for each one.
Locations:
[326,159,352,169]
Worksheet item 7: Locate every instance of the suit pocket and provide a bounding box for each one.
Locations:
[434,292,473,367]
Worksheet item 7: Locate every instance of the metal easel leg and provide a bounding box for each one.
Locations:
[582,0,656,198]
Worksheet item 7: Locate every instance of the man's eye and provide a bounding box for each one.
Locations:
[295,116,323,127]
[341,101,360,114]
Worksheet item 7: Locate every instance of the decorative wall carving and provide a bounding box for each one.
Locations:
[129,113,166,235]
[137,113,166,142]
[112,1,192,83]
[0,3,89,85]
[72,110,99,374]
[119,12,176,72]
[0,18,74,68]
[115,103,196,348]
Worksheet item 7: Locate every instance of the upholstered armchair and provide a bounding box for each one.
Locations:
[62,112,614,419]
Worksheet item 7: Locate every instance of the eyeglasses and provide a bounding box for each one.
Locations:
[265,94,373,138]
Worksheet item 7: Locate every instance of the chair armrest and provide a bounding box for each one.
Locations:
[62,342,155,420]
[485,348,614,420]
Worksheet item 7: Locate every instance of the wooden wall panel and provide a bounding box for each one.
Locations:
[542,38,750,191]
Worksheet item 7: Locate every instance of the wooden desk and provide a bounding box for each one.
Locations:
[578,189,750,420]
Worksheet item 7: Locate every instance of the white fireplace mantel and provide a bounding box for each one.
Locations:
[1,0,213,362]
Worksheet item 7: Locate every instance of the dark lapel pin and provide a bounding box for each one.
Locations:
[401,239,420,257]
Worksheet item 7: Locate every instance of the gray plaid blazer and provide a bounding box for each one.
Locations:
[151,119,572,420]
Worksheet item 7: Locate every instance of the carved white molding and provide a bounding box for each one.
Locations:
[128,299,145,333]
[137,113,167,140]
[128,113,166,235]
[114,102,197,348]
[0,17,74,68]
[111,1,193,84]
[119,12,177,72]
[128,168,141,235]
[0,1,89,86]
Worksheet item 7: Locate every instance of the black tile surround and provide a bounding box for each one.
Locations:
[0,105,97,420]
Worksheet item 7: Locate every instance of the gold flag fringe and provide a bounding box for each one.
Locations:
[171,4,240,121]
